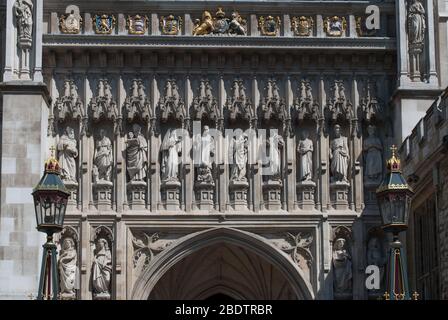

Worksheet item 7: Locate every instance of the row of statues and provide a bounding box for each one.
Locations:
[57,230,386,298]
[58,236,112,299]
[56,123,384,187]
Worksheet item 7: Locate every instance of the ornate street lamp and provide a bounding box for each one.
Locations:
[32,147,70,300]
[376,145,416,300]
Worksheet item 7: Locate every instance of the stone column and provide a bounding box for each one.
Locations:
[184,75,193,212]
[218,75,226,212]
[0,82,50,299]
[397,0,410,86]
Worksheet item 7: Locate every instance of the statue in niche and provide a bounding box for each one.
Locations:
[330,124,349,183]
[297,130,313,182]
[126,124,148,182]
[363,125,383,184]
[332,238,352,293]
[91,238,112,297]
[267,133,284,180]
[230,134,248,182]
[161,128,182,182]
[407,0,426,46]
[194,126,215,184]
[367,237,386,289]
[14,0,33,42]
[58,238,78,297]
[57,126,78,183]
[93,129,113,183]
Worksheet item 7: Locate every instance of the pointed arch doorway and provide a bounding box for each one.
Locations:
[132,228,314,300]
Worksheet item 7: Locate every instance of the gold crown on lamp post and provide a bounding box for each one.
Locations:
[386,145,401,172]
[44,146,61,174]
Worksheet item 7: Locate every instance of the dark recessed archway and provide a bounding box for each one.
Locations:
[148,243,298,300]
[132,227,314,300]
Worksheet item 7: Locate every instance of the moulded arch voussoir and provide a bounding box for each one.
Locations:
[131,227,315,300]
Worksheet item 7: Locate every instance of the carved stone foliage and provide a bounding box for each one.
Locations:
[131,231,174,274]
[291,16,314,37]
[93,14,116,34]
[127,15,148,35]
[269,232,314,279]
[58,226,79,300]
[191,79,221,126]
[123,79,153,134]
[258,15,281,36]
[89,79,120,134]
[160,15,182,35]
[158,79,187,128]
[260,79,288,123]
[53,79,85,133]
[293,80,320,122]
[59,8,82,34]
[332,226,352,295]
[359,80,383,123]
[91,226,113,300]
[225,79,255,126]
[326,80,353,122]
[324,16,347,37]
[193,8,246,36]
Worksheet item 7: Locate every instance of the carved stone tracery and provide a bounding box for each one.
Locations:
[89,79,121,135]
[225,79,255,126]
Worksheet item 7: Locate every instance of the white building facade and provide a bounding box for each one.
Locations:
[0,0,447,300]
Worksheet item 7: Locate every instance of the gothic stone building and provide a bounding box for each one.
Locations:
[0,0,447,300]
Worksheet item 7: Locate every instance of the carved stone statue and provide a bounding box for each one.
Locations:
[230,134,248,182]
[93,129,113,183]
[126,124,148,181]
[161,128,182,182]
[367,237,386,288]
[14,0,33,43]
[297,130,313,181]
[91,238,112,297]
[194,126,215,180]
[57,126,78,183]
[58,238,77,297]
[267,133,284,180]
[330,124,349,183]
[332,238,352,293]
[407,0,426,46]
[363,125,383,184]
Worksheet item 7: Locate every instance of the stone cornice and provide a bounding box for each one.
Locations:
[0,81,52,107]
[43,34,396,51]
[43,0,396,13]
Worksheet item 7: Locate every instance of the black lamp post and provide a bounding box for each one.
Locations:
[376,145,416,300]
[32,147,70,300]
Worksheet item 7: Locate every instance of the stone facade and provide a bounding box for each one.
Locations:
[400,87,448,299]
[0,0,447,300]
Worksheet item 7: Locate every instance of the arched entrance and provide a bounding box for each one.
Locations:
[131,228,314,300]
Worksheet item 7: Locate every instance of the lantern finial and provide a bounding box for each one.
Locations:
[386,145,401,172]
[44,146,61,174]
